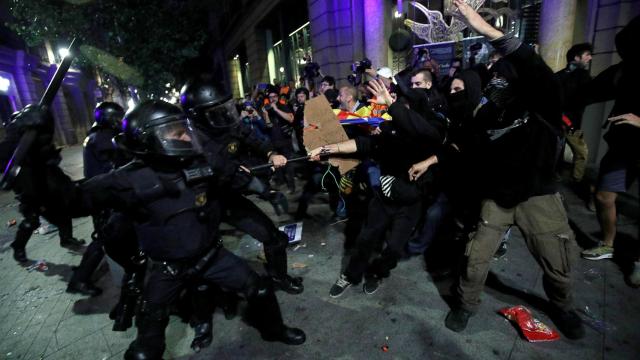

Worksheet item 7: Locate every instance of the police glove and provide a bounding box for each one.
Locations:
[10,104,52,133]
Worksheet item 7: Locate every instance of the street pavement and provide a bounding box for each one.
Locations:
[0,145,638,360]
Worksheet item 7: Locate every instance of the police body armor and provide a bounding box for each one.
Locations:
[118,160,220,262]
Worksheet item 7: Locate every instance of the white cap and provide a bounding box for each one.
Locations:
[376,67,393,79]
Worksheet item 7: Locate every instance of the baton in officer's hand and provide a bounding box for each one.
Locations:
[248,155,311,172]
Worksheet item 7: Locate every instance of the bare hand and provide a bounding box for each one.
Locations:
[370,127,382,135]
[269,154,288,168]
[453,0,503,40]
[453,0,474,19]
[609,113,640,128]
[366,79,393,106]
[308,146,330,161]
[408,155,438,181]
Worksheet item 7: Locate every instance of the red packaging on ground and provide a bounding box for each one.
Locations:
[498,305,560,342]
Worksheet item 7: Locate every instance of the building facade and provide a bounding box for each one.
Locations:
[0,45,99,146]
[0,1,100,146]
[220,0,639,168]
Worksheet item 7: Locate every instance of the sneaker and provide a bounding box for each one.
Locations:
[628,261,640,288]
[581,245,613,260]
[549,308,585,340]
[493,241,508,259]
[329,274,352,298]
[445,308,473,332]
[363,277,380,295]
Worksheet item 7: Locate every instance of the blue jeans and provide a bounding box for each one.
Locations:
[407,193,451,255]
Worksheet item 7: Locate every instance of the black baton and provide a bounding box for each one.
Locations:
[248,155,310,172]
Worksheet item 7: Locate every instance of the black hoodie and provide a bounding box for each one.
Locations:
[438,34,565,209]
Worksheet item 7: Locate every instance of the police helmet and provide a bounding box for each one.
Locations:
[179,77,239,131]
[94,102,125,129]
[120,100,202,158]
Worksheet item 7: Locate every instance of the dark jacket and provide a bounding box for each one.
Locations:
[555,65,592,129]
[442,34,564,209]
[577,15,640,158]
[353,100,445,203]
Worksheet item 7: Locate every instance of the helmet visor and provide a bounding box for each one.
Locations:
[202,99,240,129]
[152,119,202,157]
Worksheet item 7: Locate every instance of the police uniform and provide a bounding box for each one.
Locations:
[181,77,302,294]
[72,100,305,359]
[68,102,129,297]
[0,105,84,263]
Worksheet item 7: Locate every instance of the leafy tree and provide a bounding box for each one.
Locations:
[6,0,210,97]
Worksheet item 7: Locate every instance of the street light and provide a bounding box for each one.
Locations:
[279,67,285,73]
[0,75,10,93]
[58,47,70,58]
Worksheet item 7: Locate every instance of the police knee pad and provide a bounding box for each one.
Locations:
[243,273,274,299]
[19,217,40,232]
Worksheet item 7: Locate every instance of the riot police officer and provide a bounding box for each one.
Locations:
[67,101,126,296]
[180,76,304,294]
[58,100,305,359]
[0,105,85,263]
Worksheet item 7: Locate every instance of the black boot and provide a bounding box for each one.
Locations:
[247,276,305,345]
[67,240,104,296]
[445,307,473,332]
[10,243,28,263]
[190,320,213,353]
[189,283,215,352]
[57,218,86,248]
[60,237,86,247]
[67,281,102,296]
[271,275,304,294]
[11,220,34,263]
[111,272,144,331]
[264,232,304,294]
[124,303,169,360]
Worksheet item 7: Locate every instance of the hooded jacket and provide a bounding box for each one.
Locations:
[437,34,564,209]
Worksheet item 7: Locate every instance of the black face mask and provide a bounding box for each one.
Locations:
[446,90,474,125]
